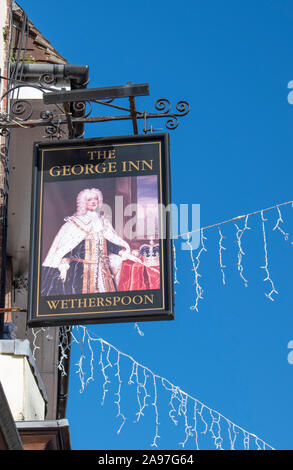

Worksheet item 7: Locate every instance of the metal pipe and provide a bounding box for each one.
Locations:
[11,63,89,139]
[11,63,89,88]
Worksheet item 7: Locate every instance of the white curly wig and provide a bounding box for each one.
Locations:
[75,188,103,216]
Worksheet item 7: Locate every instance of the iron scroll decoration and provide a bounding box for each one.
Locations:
[0,77,191,138]
[10,99,33,122]
[152,98,190,131]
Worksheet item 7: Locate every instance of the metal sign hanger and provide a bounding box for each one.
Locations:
[0,76,190,139]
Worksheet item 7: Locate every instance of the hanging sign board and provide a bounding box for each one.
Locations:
[28,134,174,327]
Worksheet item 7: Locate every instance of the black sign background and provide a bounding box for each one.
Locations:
[28,134,174,327]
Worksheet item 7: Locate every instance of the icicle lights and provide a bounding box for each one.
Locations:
[66,326,275,451]
[174,200,292,310]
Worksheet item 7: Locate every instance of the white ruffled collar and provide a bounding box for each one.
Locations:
[66,211,104,232]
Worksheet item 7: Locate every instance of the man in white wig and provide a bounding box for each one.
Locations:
[41,188,131,296]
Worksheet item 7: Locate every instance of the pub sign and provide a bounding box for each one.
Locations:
[28,134,174,326]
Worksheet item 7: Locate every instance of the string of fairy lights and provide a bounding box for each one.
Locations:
[172,199,293,311]
[52,325,275,450]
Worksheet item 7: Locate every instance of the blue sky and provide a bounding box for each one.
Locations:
[23,0,293,450]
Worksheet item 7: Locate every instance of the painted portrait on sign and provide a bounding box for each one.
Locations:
[40,176,160,297]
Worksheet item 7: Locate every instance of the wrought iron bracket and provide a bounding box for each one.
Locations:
[0,76,190,138]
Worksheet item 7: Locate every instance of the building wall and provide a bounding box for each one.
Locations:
[0,0,10,328]
[0,0,9,79]
[0,0,71,424]
[0,354,45,421]
[7,97,70,421]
